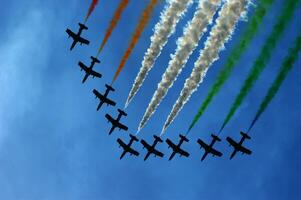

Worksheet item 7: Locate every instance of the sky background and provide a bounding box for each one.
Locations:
[0,0,301,199]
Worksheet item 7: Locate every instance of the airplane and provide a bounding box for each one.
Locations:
[197,134,223,161]
[226,131,252,160]
[93,85,116,111]
[66,23,90,51]
[105,109,128,135]
[166,134,190,161]
[140,135,164,161]
[117,134,140,160]
[78,56,102,83]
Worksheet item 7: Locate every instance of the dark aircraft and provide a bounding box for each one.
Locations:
[93,85,116,111]
[166,134,190,161]
[197,134,223,161]
[141,135,164,161]
[117,134,140,160]
[105,109,128,135]
[78,56,102,83]
[226,131,252,160]
[66,23,90,51]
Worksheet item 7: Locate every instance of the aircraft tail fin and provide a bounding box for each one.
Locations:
[79,23,88,30]
[130,134,139,142]
[153,135,163,143]
[118,109,127,116]
[179,134,189,142]
[91,56,100,64]
[211,134,222,142]
[105,84,115,92]
[240,132,251,140]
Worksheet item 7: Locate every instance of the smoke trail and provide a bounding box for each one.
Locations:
[162,0,250,134]
[220,0,299,133]
[97,0,130,55]
[112,0,158,83]
[187,0,274,133]
[84,0,99,23]
[125,0,193,107]
[138,0,222,131]
[248,35,301,132]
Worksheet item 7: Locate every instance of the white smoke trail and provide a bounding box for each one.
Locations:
[162,0,250,134]
[125,0,193,108]
[138,0,222,131]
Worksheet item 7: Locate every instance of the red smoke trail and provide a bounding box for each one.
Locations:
[112,0,158,83]
[84,0,99,23]
[97,0,130,55]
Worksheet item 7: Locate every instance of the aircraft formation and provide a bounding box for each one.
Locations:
[65,0,301,161]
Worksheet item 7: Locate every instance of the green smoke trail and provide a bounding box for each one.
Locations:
[219,0,300,133]
[248,35,301,132]
[187,0,274,133]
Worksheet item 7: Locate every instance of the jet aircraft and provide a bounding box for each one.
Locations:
[141,135,164,161]
[117,134,140,160]
[166,134,190,161]
[78,56,102,83]
[105,109,128,135]
[66,23,90,51]
[226,131,252,159]
[197,134,223,161]
[93,84,116,111]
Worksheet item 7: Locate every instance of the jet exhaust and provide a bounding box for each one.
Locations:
[248,36,301,132]
[97,0,130,55]
[138,0,222,132]
[162,0,251,134]
[112,0,158,83]
[125,0,193,107]
[186,0,274,133]
[84,0,99,23]
[219,0,299,133]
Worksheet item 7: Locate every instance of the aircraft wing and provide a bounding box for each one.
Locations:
[178,148,190,158]
[210,148,223,157]
[152,149,164,158]
[141,140,151,150]
[104,98,116,106]
[128,148,140,157]
[93,89,101,98]
[105,114,114,123]
[197,139,209,150]
[66,29,76,39]
[116,122,128,131]
[117,138,127,149]
[239,146,252,155]
[78,37,90,45]
[78,62,89,72]
[166,139,177,150]
[226,137,238,148]
[90,70,102,78]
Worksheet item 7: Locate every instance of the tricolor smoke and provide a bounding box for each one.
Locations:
[187,0,274,133]
[97,0,130,55]
[125,0,193,107]
[138,0,222,132]
[84,0,99,23]
[248,36,301,132]
[112,0,158,83]
[163,0,250,134]
[220,0,299,132]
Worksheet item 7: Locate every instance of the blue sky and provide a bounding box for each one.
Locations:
[0,0,301,199]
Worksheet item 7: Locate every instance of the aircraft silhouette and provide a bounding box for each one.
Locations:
[197,134,223,161]
[117,134,140,160]
[105,109,128,135]
[93,85,116,111]
[226,131,252,159]
[78,56,102,83]
[166,134,190,161]
[141,135,164,161]
[66,23,90,51]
